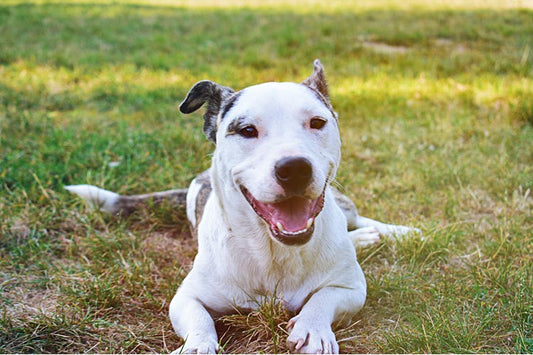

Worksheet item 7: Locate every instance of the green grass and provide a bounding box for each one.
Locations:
[1,0,532,353]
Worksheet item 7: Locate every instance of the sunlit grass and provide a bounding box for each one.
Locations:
[4,0,531,11]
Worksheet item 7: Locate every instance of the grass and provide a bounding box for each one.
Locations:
[0,0,532,353]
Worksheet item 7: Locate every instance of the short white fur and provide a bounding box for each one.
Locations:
[170,78,363,354]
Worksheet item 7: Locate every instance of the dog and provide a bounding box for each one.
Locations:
[66,60,419,354]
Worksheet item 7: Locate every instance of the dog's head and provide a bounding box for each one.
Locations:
[179,60,341,246]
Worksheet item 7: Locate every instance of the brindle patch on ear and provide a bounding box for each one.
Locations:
[302,59,338,119]
[179,80,235,143]
[302,59,329,100]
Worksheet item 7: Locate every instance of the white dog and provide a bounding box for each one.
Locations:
[66,60,418,354]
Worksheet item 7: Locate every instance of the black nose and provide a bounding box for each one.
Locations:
[275,157,313,193]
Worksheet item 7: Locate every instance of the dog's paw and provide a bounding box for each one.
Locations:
[382,225,422,238]
[348,226,380,247]
[172,339,219,354]
[286,316,339,354]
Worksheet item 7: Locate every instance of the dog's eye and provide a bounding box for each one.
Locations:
[238,125,259,139]
[310,117,327,130]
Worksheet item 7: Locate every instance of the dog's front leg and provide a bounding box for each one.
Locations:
[287,286,365,354]
[169,290,219,354]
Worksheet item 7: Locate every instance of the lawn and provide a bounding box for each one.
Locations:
[1,0,532,353]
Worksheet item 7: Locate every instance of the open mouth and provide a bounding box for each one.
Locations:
[240,186,325,246]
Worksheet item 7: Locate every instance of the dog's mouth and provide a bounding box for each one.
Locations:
[240,187,325,246]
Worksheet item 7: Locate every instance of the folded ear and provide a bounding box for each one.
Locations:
[302,59,329,101]
[179,80,235,143]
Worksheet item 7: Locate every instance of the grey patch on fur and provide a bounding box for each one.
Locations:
[179,80,235,143]
[113,189,188,216]
[220,91,242,120]
[190,170,212,237]
[225,116,248,137]
[331,187,359,231]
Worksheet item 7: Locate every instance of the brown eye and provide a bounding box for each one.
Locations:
[310,117,327,130]
[239,125,258,138]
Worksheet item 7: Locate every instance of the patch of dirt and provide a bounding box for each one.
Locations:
[1,277,60,319]
[434,38,470,54]
[141,230,197,274]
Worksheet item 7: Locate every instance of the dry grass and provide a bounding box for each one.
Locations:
[217,298,292,353]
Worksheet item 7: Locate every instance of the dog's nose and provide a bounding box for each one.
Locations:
[275,157,313,193]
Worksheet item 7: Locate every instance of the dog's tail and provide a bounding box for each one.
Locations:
[65,185,187,216]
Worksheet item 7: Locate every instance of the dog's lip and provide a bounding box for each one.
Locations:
[271,222,315,246]
[240,186,325,246]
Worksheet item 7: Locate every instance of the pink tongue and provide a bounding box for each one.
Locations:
[270,197,312,232]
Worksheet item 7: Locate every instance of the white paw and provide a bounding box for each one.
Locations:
[172,338,219,354]
[348,226,380,247]
[286,316,339,354]
[381,225,422,238]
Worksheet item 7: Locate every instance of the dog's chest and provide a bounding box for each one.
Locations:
[196,188,339,313]
[226,244,321,312]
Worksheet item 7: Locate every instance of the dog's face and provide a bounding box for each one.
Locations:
[217,82,341,245]
[180,60,341,246]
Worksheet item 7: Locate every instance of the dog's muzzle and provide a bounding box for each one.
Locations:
[240,186,325,246]
[274,157,313,195]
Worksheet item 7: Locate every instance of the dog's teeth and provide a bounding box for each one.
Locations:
[276,222,285,232]
[306,218,314,229]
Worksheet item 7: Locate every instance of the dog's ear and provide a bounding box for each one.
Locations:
[179,80,235,143]
[302,59,329,100]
